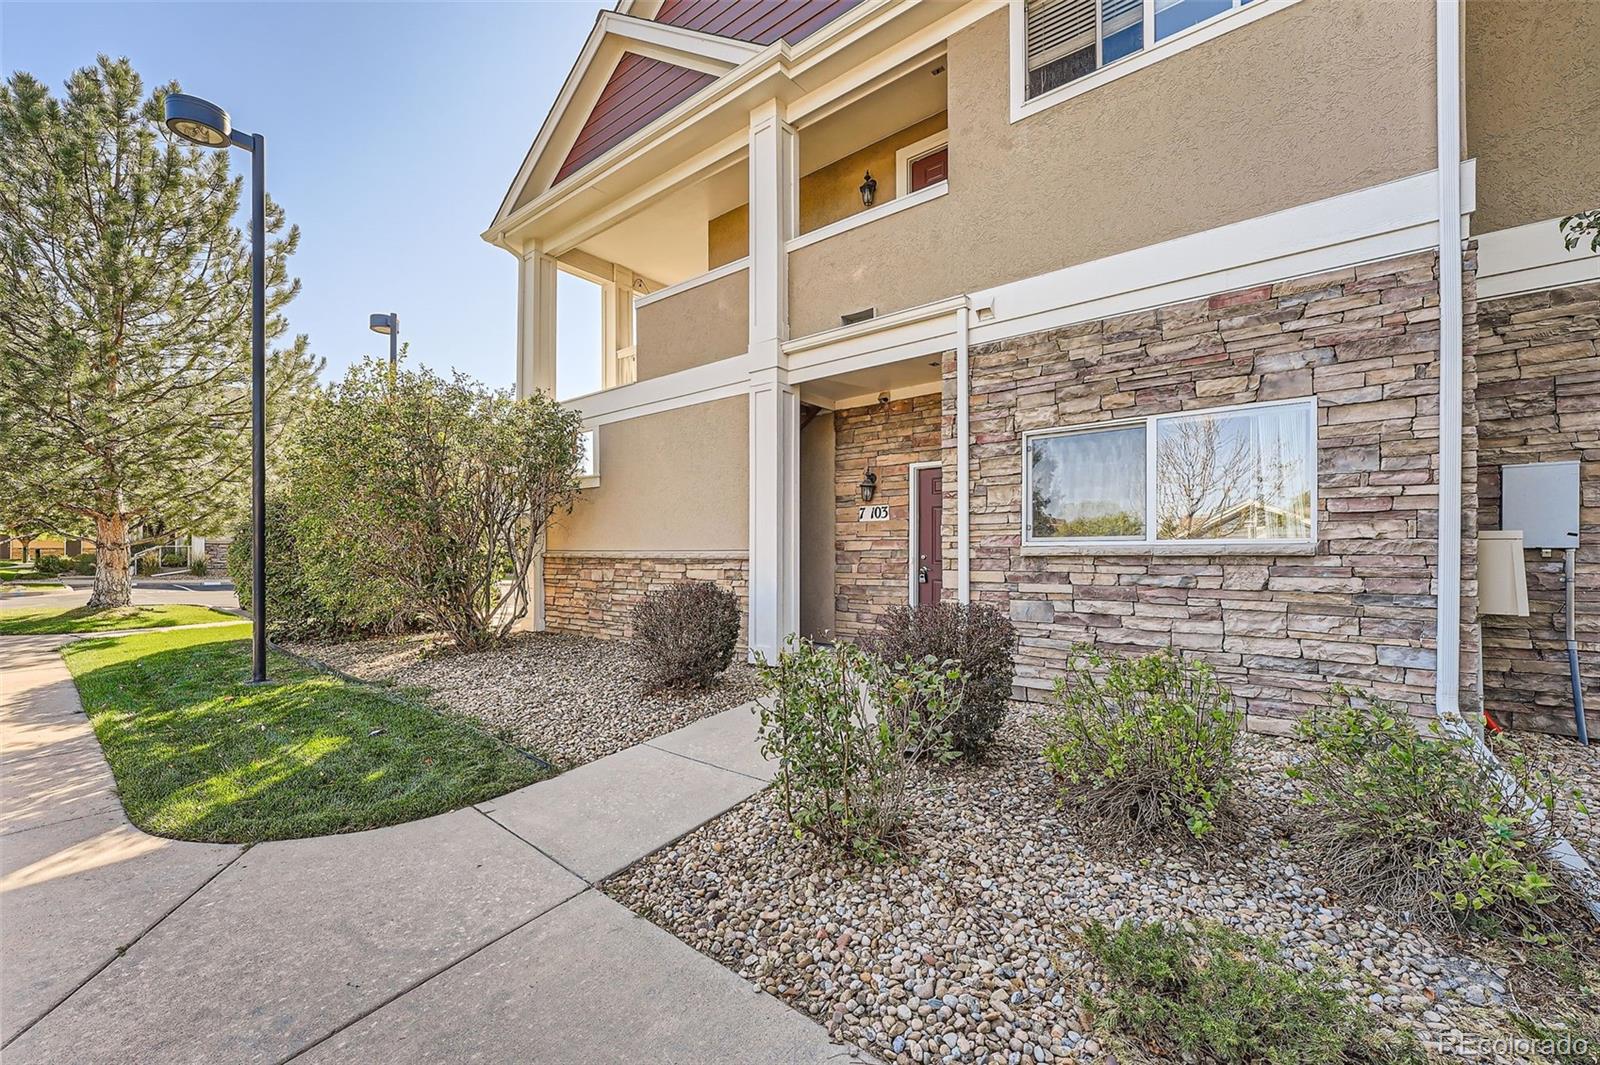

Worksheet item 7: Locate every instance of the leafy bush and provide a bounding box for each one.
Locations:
[283,360,585,650]
[756,638,960,860]
[1083,919,1418,1065]
[188,557,208,577]
[134,552,160,576]
[870,602,1017,759]
[73,555,97,575]
[34,554,70,576]
[227,497,401,640]
[631,580,740,689]
[1041,645,1241,843]
[1289,687,1581,938]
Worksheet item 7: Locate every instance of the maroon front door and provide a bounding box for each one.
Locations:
[908,146,948,192]
[917,466,943,606]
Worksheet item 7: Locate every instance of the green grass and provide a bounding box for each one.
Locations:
[0,604,238,635]
[62,624,550,842]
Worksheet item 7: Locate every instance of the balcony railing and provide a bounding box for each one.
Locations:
[633,258,749,381]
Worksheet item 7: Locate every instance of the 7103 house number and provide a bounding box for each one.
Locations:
[857,504,890,522]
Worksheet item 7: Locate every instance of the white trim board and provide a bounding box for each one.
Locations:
[1477,217,1600,300]
[785,181,947,253]
[634,256,749,308]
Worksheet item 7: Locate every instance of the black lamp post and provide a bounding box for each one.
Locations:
[369,312,399,373]
[164,93,269,684]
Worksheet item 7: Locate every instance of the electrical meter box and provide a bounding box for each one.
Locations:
[1501,461,1581,550]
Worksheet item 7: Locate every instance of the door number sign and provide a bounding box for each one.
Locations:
[857,504,890,522]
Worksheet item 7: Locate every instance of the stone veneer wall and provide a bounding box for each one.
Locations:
[951,249,1479,730]
[204,537,233,578]
[832,394,942,638]
[1475,280,1600,735]
[542,553,749,644]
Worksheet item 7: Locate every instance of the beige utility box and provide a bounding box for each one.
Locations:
[1478,530,1529,616]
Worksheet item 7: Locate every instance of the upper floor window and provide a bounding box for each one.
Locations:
[1024,0,1256,99]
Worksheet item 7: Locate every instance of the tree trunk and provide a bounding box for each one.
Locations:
[89,514,132,609]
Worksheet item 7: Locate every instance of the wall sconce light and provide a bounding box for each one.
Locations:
[859,470,878,502]
[859,170,877,207]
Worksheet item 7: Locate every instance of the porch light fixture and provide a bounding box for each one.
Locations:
[859,470,878,503]
[163,91,269,685]
[859,170,877,207]
[369,311,399,372]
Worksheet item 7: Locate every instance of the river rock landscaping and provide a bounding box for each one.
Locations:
[292,630,762,768]
[1506,730,1600,868]
[606,718,1594,1064]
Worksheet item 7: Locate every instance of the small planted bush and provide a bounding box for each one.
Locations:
[631,580,741,689]
[1290,687,1581,938]
[870,602,1017,759]
[756,638,959,860]
[1041,645,1241,843]
[1083,919,1418,1065]
[34,554,70,577]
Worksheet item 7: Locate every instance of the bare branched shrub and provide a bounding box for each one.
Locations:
[1041,645,1241,844]
[870,602,1018,760]
[1289,686,1585,938]
[631,580,740,690]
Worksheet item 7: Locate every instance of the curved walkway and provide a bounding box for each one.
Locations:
[0,634,848,1064]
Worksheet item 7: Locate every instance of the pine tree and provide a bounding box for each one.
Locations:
[0,56,322,607]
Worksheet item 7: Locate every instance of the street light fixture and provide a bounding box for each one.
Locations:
[369,312,399,373]
[164,92,269,684]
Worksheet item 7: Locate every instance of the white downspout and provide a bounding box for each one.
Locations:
[1435,0,1463,721]
[1433,0,1599,918]
[956,298,971,603]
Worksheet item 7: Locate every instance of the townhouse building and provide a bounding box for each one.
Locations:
[484,0,1599,735]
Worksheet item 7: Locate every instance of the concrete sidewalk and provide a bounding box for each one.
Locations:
[0,635,847,1064]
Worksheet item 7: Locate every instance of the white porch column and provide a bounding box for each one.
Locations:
[746,100,798,660]
[748,369,800,659]
[516,244,557,400]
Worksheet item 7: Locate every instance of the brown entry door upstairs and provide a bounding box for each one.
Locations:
[908,145,948,192]
[917,466,943,606]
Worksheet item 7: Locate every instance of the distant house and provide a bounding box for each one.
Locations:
[0,534,94,561]
[482,0,1598,737]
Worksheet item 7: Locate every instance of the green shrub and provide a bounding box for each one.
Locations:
[34,554,70,576]
[1289,687,1581,938]
[631,580,741,689]
[1083,919,1418,1065]
[756,638,959,860]
[1041,645,1241,843]
[870,602,1017,759]
[135,552,160,576]
[73,555,97,575]
[188,557,208,577]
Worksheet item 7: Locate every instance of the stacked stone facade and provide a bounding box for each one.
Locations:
[542,552,749,644]
[832,394,942,638]
[1475,280,1600,735]
[948,250,1472,728]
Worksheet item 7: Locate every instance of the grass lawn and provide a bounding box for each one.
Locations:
[62,624,551,842]
[0,604,238,635]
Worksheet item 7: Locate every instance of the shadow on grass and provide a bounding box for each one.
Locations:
[64,628,553,844]
[0,604,235,636]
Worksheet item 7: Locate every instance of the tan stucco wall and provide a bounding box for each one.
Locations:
[708,205,748,270]
[547,396,748,552]
[706,113,950,269]
[634,267,748,380]
[799,412,837,639]
[1466,0,1600,234]
[789,0,1438,337]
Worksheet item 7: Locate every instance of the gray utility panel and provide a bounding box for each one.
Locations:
[1500,460,1581,549]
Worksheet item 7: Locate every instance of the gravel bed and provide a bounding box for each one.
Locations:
[1500,729,1600,867]
[606,723,1565,1064]
[290,631,762,768]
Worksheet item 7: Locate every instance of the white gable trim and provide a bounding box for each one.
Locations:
[490,12,759,231]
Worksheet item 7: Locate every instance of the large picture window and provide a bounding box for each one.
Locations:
[1024,399,1315,546]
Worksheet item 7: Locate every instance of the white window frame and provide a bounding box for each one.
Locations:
[894,131,949,197]
[577,427,600,490]
[1008,0,1302,124]
[1020,396,1317,550]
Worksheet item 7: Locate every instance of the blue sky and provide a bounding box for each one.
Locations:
[2,0,610,394]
